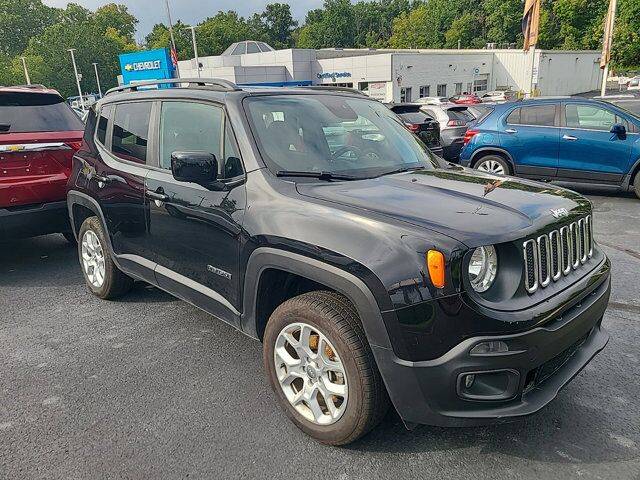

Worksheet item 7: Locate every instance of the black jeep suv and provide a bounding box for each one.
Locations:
[66,79,610,445]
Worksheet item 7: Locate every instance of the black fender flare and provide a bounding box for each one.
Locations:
[470,147,516,172]
[626,156,640,190]
[66,190,112,247]
[241,247,393,350]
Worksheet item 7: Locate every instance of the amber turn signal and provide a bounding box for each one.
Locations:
[427,250,446,289]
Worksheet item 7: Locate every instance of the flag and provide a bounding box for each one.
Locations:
[522,0,541,52]
[170,47,179,69]
[600,0,617,69]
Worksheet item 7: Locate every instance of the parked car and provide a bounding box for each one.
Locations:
[418,104,475,160]
[481,90,517,102]
[459,98,640,198]
[68,79,610,445]
[388,104,444,156]
[0,84,84,240]
[449,93,482,105]
[414,96,450,105]
[627,76,640,91]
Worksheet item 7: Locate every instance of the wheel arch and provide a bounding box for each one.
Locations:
[67,190,114,253]
[470,147,516,173]
[241,247,393,351]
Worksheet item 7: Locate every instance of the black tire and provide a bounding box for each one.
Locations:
[634,171,640,199]
[263,291,389,446]
[77,216,133,300]
[62,231,77,244]
[473,154,511,176]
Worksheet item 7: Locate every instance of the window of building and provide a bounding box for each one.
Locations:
[437,84,447,97]
[565,104,617,131]
[455,83,463,95]
[419,85,430,98]
[96,104,113,146]
[507,105,556,127]
[400,87,412,102]
[473,78,488,93]
[111,102,151,164]
[159,101,223,170]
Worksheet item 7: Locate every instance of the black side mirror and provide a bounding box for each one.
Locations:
[171,151,217,185]
[610,123,626,137]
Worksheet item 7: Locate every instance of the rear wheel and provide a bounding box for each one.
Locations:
[633,171,640,199]
[263,291,389,445]
[78,216,133,299]
[474,154,511,175]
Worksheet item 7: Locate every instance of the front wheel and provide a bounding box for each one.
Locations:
[474,155,511,175]
[78,216,133,299]
[263,291,389,445]
[633,171,640,199]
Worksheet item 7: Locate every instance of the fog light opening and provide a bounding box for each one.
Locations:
[464,374,476,389]
[470,340,509,356]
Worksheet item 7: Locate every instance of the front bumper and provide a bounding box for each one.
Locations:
[372,270,611,427]
[0,200,70,238]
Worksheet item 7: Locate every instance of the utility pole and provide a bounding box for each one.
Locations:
[68,48,85,112]
[19,56,31,85]
[92,63,103,97]
[600,0,618,98]
[185,26,200,77]
[165,0,180,77]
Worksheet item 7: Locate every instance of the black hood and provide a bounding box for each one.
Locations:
[296,167,591,247]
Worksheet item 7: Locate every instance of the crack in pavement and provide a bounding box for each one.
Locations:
[608,301,640,315]
[598,241,640,261]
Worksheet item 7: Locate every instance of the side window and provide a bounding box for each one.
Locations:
[223,123,244,179]
[566,104,617,131]
[111,102,151,164]
[96,104,113,146]
[508,105,556,126]
[159,101,223,170]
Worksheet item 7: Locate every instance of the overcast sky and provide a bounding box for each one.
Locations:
[42,0,329,40]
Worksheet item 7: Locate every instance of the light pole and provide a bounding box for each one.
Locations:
[600,0,618,98]
[19,56,31,85]
[185,26,200,77]
[67,48,85,112]
[92,62,103,97]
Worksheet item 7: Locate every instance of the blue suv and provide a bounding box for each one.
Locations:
[459,98,640,199]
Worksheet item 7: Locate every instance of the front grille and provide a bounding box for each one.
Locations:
[523,215,593,294]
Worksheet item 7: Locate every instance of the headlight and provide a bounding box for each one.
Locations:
[468,245,498,293]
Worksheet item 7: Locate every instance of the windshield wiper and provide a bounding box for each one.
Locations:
[378,166,428,177]
[276,170,359,181]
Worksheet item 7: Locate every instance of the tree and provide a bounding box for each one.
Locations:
[145,20,194,59]
[259,3,297,49]
[295,0,355,49]
[93,3,138,42]
[389,0,463,49]
[196,12,257,56]
[0,0,58,56]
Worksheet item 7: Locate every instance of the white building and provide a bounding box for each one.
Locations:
[177,41,603,102]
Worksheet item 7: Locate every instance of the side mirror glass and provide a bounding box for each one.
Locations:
[610,123,626,137]
[171,151,217,185]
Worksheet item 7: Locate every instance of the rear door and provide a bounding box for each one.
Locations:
[499,104,560,177]
[558,102,633,182]
[0,90,84,208]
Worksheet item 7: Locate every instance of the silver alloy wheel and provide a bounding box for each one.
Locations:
[274,322,348,426]
[477,159,506,175]
[81,229,106,288]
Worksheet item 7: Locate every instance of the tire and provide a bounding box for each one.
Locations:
[474,154,511,176]
[62,231,77,244]
[263,291,389,446]
[634,171,640,199]
[77,216,133,299]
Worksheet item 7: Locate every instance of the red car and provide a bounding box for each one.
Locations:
[449,93,482,105]
[0,85,84,240]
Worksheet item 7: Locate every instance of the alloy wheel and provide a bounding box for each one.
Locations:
[273,322,348,426]
[81,229,106,288]
[477,159,506,175]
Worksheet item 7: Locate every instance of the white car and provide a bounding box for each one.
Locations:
[481,90,516,102]
[414,96,450,105]
[627,77,640,91]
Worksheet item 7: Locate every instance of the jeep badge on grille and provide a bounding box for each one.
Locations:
[550,207,569,219]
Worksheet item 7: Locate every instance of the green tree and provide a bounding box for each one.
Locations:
[389,0,463,49]
[259,3,297,49]
[296,0,356,49]
[0,0,58,57]
[145,20,194,59]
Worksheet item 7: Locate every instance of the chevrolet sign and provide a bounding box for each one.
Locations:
[124,60,162,72]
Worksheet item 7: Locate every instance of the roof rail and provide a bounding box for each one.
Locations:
[105,78,240,96]
[295,85,367,96]
[12,84,48,90]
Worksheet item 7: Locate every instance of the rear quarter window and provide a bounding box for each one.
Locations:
[0,92,84,133]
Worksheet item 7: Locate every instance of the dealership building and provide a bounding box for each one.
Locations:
[119,41,604,101]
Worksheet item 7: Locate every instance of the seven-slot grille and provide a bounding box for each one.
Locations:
[523,215,593,294]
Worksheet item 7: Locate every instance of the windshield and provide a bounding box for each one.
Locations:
[244,94,438,178]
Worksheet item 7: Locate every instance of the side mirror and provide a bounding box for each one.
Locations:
[171,151,217,185]
[610,123,626,137]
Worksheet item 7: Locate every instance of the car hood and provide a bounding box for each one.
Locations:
[295,167,591,247]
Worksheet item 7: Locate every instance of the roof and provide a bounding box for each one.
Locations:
[0,84,61,96]
[221,41,275,56]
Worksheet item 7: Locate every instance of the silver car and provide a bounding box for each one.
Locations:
[418,104,475,160]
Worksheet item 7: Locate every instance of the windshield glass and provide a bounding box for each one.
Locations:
[244,94,438,178]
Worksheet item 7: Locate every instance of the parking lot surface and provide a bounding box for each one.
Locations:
[1,188,638,480]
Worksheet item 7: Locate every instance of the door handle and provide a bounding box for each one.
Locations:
[505,128,517,134]
[562,134,578,141]
[146,189,169,202]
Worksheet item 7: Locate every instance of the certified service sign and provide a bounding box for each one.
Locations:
[124,60,162,72]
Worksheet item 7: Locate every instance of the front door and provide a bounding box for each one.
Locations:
[558,102,633,181]
[499,103,559,177]
[145,100,246,324]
